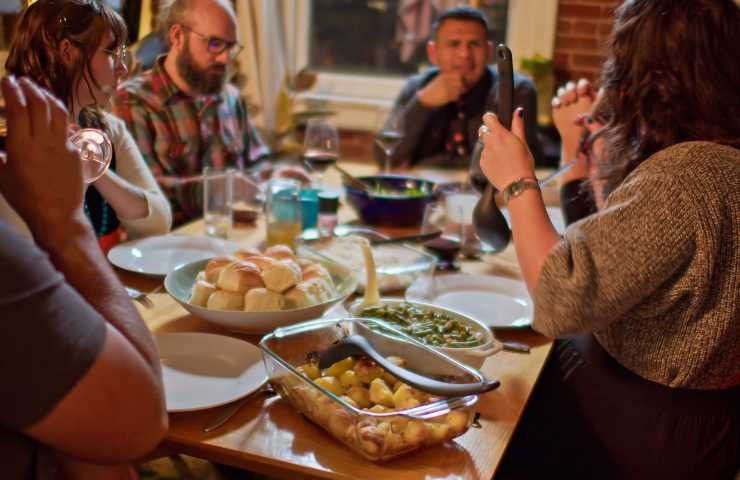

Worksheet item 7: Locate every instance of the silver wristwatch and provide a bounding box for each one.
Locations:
[502,177,540,205]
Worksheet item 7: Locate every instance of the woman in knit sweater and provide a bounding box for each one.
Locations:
[479,0,740,478]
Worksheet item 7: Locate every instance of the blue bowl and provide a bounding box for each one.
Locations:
[344,175,437,227]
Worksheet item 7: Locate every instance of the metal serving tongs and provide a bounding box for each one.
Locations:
[472,44,515,251]
[317,334,500,397]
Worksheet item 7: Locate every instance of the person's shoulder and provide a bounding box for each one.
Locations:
[222,82,242,98]
[102,110,125,128]
[636,142,740,204]
[647,141,740,175]
[101,111,129,140]
[488,66,535,89]
[403,68,439,88]
[116,69,155,98]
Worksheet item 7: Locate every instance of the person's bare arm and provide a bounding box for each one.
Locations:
[479,108,560,292]
[0,76,166,461]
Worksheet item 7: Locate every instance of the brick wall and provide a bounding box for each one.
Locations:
[553,0,621,86]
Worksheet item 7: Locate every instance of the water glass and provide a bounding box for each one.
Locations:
[300,188,320,231]
[203,166,234,238]
[445,192,482,258]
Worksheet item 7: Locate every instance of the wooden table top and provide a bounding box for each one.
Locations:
[119,164,555,480]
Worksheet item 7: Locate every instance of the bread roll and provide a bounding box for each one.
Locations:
[233,247,262,260]
[206,290,244,310]
[244,287,284,312]
[281,259,302,279]
[264,244,296,261]
[205,255,238,284]
[190,279,217,307]
[260,259,302,293]
[284,283,318,309]
[302,263,333,285]
[216,260,264,293]
[244,255,278,271]
[296,257,315,269]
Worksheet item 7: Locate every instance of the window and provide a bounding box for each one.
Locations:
[293,0,558,131]
[309,0,509,77]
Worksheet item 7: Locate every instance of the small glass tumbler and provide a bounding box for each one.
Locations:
[266,179,302,250]
[203,166,234,239]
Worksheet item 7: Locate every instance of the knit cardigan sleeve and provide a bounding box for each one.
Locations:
[532,158,697,337]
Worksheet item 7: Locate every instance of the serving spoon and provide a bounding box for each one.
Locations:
[472,44,515,251]
[332,163,370,192]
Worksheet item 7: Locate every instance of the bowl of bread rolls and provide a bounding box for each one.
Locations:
[164,244,357,334]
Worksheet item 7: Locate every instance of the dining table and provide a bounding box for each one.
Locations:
[116,162,558,480]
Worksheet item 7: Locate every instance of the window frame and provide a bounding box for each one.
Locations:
[294,0,559,131]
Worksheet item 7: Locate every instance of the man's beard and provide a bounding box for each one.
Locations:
[176,39,227,95]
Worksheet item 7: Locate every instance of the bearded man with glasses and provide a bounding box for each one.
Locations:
[112,0,283,226]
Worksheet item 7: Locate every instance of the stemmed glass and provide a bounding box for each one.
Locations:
[302,118,340,188]
[0,122,112,184]
[1,89,112,184]
[374,109,404,173]
[72,128,113,183]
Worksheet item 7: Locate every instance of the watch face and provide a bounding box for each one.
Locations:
[504,179,539,205]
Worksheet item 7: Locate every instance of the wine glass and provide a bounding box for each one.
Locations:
[71,128,113,184]
[0,125,112,184]
[0,91,111,183]
[375,109,404,173]
[302,118,340,188]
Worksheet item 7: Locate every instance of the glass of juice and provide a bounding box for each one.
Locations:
[266,179,302,250]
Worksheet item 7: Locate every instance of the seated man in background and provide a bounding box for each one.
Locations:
[0,77,167,478]
[381,6,543,170]
[113,0,304,226]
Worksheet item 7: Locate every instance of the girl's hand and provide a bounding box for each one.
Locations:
[552,78,597,160]
[478,108,536,191]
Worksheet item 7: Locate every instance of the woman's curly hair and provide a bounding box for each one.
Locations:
[598,0,740,194]
[5,0,127,116]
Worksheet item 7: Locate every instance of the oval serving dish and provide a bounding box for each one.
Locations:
[348,298,502,369]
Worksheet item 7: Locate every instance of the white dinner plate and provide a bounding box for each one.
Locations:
[108,234,240,276]
[405,274,533,328]
[155,332,267,412]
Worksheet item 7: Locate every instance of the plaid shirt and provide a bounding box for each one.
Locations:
[111,56,270,225]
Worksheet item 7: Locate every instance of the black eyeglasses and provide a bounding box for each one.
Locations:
[180,25,244,59]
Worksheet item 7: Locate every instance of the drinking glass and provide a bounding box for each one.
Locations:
[0,104,112,184]
[265,178,302,250]
[421,202,462,271]
[203,166,234,238]
[375,109,404,173]
[232,171,264,224]
[72,128,113,184]
[302,118,340,188]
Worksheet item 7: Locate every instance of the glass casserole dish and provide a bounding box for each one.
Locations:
[259,318,483,462]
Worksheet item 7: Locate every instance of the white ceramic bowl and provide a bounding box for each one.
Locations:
[348,297,502,369]
[165,257,357,334]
